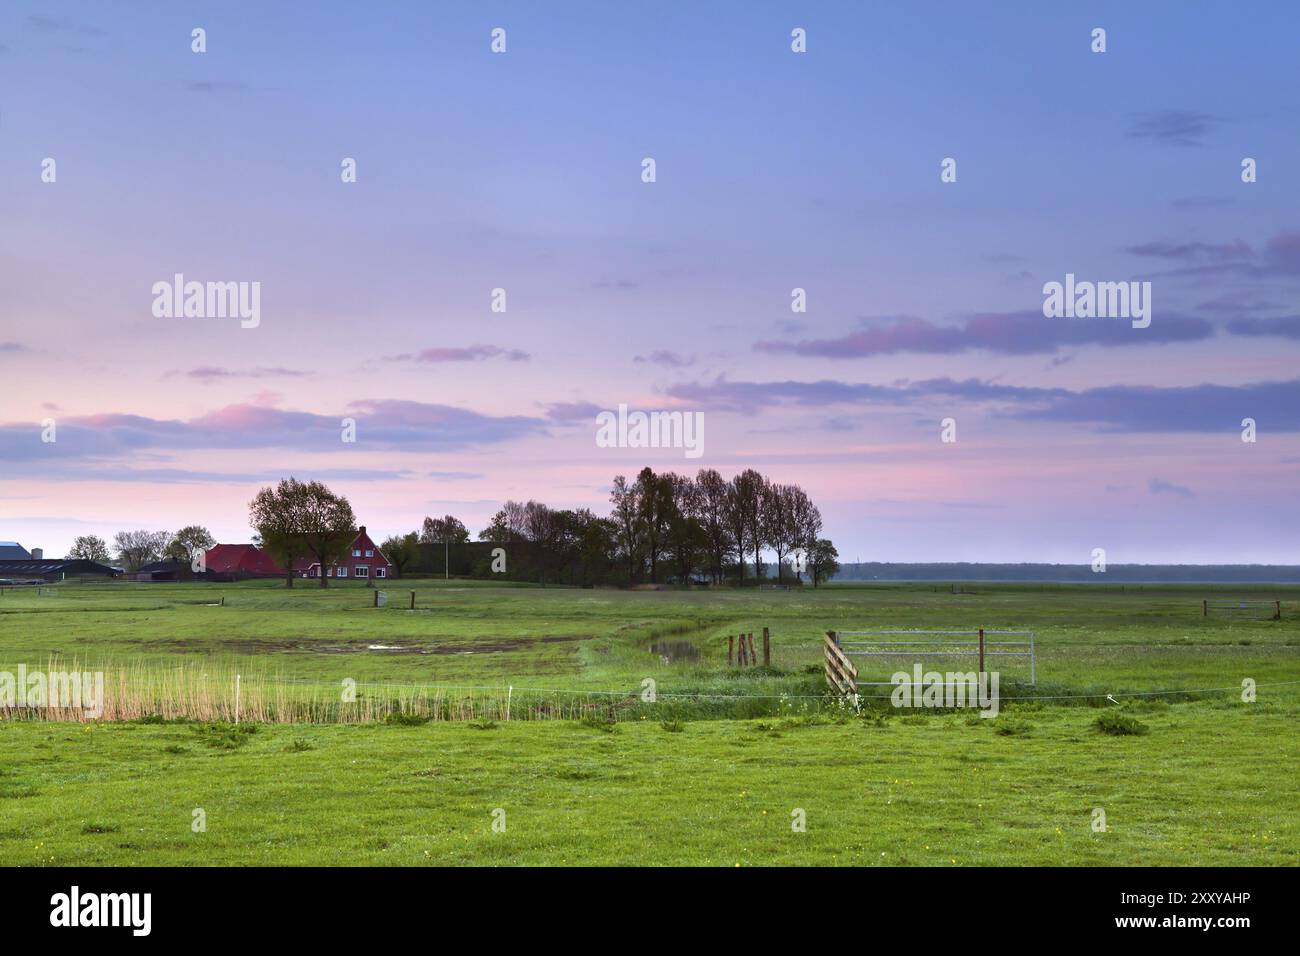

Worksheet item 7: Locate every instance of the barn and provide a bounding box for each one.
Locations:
[204,544,285,581]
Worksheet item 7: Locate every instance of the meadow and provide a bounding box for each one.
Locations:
[1,579,1297,865]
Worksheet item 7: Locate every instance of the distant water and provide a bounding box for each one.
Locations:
[832,563,1300,584]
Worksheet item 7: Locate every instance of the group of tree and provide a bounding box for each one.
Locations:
[605,467,838,586]
[248,478,357,588]
[69,469,838,588]
[386,467,839,587]
[68,526,217,575]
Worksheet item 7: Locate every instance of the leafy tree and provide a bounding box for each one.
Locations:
[67,535,110,562]
[380,532,420,576]
[634,467,675,584]
[296,481,357,588]
[664,472,706,583]
[113,529,170,572]
[477,501,526,542]
[420,515,470,545]
[165,525,216,572]
[809,538,840,587]
[249,478,312,588]
[792,495,823,580]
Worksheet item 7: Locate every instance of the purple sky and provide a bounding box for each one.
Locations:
[2,1,1299,563]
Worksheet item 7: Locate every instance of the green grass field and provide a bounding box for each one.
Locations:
[2,579,1297,865]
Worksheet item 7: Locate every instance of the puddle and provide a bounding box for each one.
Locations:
[650,640,700,663]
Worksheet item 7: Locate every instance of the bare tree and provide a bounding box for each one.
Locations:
[729,469,767,580]
[695,469,734,584]
[762,483,800,583]
[609,475,642,582]
[113,529,170,572]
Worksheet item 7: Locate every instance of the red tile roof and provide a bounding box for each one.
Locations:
[204,544,284,576]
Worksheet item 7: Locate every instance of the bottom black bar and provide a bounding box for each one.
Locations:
[0,866,1284,941]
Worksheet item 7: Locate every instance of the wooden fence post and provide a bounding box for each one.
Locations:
[1276,600,1282,620]
[978,628,985,675]
[728,635,734,665]
[1202,599,1208,617]
[410,590,416,610]
[763,627,770,666]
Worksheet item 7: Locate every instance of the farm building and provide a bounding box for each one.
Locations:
[0,541,33,560]
[135,559,187,582]
[296,526,393,581]
[203,544,285,580]
[0,558,119,583]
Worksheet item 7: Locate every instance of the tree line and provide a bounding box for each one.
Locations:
[67,527,215,574]
[63,468,840,588]
[387,467,840,587]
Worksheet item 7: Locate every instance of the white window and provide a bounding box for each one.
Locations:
[356,566,369,578]
[365,549,374,557]
[352,549,361,558]
[375,567,386,579]
[337,567,347,578]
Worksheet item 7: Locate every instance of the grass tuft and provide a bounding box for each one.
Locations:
[1094,711,1150,736]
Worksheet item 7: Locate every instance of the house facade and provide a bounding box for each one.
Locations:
[296,527,393,581]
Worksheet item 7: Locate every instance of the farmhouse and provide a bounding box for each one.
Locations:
[204,544,285,580]
[296,526,392,581]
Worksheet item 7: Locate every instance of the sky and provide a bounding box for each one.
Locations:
[2,1,1299,564]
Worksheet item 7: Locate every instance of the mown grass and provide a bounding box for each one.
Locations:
[1,580,1297,865]
[2,580,1297,721]
[0,698,1295,866]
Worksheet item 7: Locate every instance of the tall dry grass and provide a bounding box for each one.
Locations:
[0,660,633,724]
